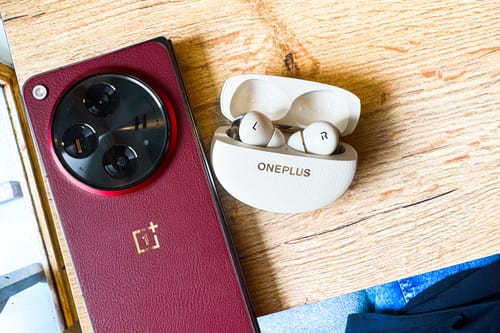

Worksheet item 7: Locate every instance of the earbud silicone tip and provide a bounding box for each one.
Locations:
[287,131,305,152]
[266,128,286,148]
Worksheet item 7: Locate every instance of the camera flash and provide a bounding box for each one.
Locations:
[33,84,48,100]
[75,138,83,154]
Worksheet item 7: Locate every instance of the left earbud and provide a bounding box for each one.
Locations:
[230,111,286,148]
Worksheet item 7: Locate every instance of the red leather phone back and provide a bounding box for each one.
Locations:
[23,38,258,332]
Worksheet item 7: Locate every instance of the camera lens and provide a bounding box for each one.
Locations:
[84,82,119,117]
[103,145,137,179]
[61,124,98,158]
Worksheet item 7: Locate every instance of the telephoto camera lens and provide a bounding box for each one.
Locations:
[61,124,98,158]
[84,82,119,116]
[103,145,138,179]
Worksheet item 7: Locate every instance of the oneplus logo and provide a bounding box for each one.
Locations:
[132,222,160,254]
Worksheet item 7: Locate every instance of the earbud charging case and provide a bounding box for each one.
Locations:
[211,74,361,213]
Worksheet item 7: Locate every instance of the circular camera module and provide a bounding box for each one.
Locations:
[51,73,172,191]
[84,82,119,117]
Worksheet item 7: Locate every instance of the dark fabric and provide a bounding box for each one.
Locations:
[345,259,500,333]
[365,254,500,312]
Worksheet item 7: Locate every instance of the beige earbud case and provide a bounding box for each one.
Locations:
[211,74,361,213]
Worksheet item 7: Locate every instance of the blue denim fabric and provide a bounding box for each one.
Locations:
[365,253,500,312]
[257,290,370,333]
[257,254,500,332]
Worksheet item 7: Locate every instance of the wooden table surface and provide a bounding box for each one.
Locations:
[2,0,499,329]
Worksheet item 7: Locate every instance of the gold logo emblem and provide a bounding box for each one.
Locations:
[132,222,160,254]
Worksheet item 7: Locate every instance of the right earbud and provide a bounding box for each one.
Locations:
[287,121,339,156]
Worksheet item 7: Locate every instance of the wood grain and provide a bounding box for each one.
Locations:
[1,0,498,329]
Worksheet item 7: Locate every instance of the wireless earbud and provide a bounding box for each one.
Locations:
[233,111,285,148]
[287,121,339,155]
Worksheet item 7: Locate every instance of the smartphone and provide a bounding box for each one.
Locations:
[22,37,259,333]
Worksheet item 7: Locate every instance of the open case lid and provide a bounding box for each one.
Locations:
[220,74,361,136]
